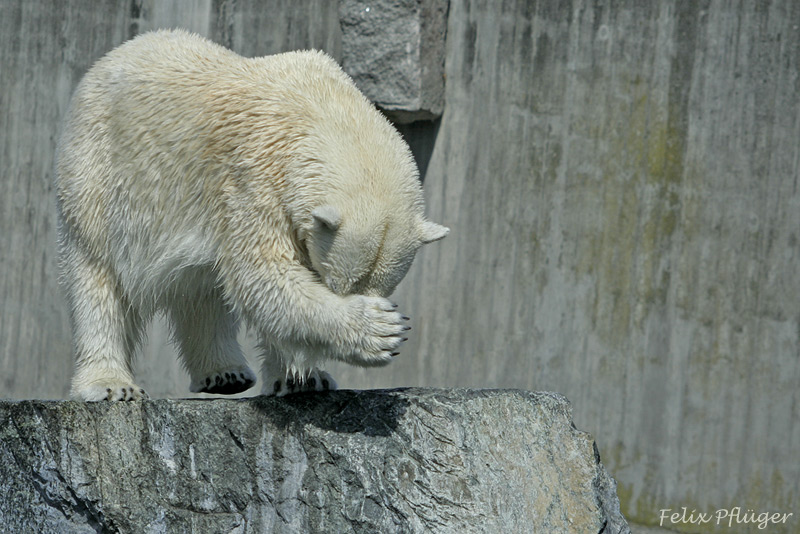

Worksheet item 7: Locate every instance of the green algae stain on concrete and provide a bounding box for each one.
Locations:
[573,70,688,346]
[614,442,797,533]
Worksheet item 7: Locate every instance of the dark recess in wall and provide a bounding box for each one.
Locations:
[393,118,441,183]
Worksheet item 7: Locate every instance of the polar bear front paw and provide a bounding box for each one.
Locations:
[262,368,337,397]
[193,367,257,395]
[75,381,149,402]
[346,296,411,367]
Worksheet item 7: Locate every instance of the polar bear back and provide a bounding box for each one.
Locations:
[59,30,422,234]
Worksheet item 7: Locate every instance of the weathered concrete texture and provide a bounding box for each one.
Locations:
[0,0,99,400]
[0,389,630,533]
[340,0,448,122]
[327,1,800,531]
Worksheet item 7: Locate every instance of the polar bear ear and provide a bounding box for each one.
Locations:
[312,205,342,232]
[419,220,450,244]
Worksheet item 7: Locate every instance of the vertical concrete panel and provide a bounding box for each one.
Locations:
[209,0,342,58]
[0,1,131,399]
[329,0,800,528]
[133,0,213,35]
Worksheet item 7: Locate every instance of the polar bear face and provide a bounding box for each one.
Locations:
[306,204,448,297]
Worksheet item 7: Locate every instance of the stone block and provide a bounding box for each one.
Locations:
[339,0,448,123]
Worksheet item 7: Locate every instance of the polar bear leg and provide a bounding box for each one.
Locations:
[258,340,337,397]
[64,238,148,401]
[168,287,256,395]
[222,253,410,368]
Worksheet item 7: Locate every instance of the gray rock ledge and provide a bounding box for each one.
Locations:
[0,388,630,533]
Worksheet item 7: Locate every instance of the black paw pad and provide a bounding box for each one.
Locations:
[199,371,255,395]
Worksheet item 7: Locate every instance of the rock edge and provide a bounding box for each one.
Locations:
[0,388,630,533]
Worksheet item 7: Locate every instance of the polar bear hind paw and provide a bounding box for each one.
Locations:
[108,386,149,401]
[263,368,337,397]
[196,368,256,395]
[76,381,149,402]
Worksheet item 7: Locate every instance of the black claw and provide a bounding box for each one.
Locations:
[308,377,317,388]
[401,337,408,342]
[321,379,330,390]
[391,352,400,357]
[239,373,246,382]
[401,315,410,321]
[206,377,212,387]
[402,325,412,331]
[215,375,223,385]
[274,380,281,393]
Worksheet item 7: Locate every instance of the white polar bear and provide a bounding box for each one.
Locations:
[55,30,448,401]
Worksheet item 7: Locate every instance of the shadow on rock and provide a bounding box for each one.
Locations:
[246,388,411,437]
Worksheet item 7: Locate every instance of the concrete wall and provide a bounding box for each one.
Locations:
[2,0,798,531]
[388,1,798,528]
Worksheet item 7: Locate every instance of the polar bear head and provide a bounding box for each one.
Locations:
[305,203,448,297]
[274,49,449,297]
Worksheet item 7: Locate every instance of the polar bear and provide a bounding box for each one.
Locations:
[55,30,448,401]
